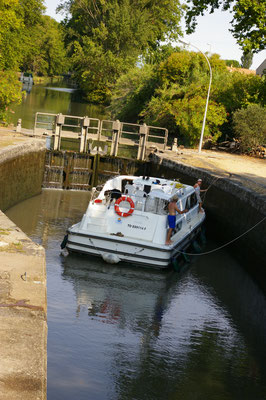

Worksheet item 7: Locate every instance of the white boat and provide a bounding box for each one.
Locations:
[64,175,205,268]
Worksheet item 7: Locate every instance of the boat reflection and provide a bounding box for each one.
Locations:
[22,81,33,94]
[62,255,179,338]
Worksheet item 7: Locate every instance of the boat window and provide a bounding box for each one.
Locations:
[190,193,197,207]
[122,179,133,193]
[144,184,151,194]
[185,193,197,210]
[156,199,168,215]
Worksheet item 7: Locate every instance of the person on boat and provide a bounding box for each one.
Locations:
[165,195,187,245]
[194,179,207,213]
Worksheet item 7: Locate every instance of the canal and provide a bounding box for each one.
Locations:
[6,189,266,400]
[10,80,109,129]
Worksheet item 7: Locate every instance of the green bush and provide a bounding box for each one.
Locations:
[232,104,266,152]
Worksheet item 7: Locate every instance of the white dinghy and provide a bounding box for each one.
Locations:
[63,175,205,268]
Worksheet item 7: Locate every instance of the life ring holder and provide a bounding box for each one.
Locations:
[115,196,135,217]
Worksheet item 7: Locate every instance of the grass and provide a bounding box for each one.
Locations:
[0,241,24,252]
[0,228,11,236]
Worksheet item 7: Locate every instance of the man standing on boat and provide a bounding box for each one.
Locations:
[166,195,187,245]
[194,179,207,213]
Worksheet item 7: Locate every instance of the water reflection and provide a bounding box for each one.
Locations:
[63,257,176,337]
[6,189,266,400]
[10,81,109,129]
[22,81,33,94]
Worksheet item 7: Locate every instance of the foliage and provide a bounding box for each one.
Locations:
[241,51,253,69]
[224,60,241,68]
[215,73,264,113]
[111,49,266,146]
[140,83,226,146]
[142,44,181,66]
[20,16,68,76]
[0,0,56,121]
[232,104,266,151]
[185,0,266,53]
[0,71,21,123]
[112,51,227,145]
[58,0,183,102]
[0,0,23,70]
[110,64,158,122]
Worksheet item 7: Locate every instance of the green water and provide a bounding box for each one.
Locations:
[10,80,109,129]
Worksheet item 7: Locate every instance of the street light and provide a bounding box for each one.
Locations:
[178,39,212,153]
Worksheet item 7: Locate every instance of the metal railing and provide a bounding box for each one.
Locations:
[34,112,168,160]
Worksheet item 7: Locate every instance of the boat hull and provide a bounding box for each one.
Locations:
[66,221,204,268]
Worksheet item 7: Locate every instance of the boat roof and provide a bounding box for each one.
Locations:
[98,175,195,201]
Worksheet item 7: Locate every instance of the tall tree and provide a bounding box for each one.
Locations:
[111,49,265,145]
[58,0,183,102]
[111,51,228,145]
[241,51,253,69]
[21,16,68,76]
[185,0,266,53]
[0,0,45,122]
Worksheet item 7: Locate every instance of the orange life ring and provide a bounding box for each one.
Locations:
[114,196,135,217]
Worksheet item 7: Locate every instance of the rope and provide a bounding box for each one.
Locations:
[202,176,221,203]
[176,216,266,256]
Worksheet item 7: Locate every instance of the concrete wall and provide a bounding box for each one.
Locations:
[0,140,47,399]
[0,140,46,211]
[149,155,266,269]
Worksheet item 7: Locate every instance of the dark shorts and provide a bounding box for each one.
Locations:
[168,215,176,229]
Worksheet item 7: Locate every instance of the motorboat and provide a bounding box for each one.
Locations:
[63,175,205,268]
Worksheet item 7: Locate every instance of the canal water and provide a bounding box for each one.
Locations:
[6,189,266,400]
[10,80,109,129]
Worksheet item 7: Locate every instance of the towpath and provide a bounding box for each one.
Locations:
[157,147,266,196]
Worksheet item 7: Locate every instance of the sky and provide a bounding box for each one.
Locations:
[44,0,265,70]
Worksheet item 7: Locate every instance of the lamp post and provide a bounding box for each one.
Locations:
[178,40,212,153]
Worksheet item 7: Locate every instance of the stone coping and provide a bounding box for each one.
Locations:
[0,211,47,400]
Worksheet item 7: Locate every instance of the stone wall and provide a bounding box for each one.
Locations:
[0,140,46,211]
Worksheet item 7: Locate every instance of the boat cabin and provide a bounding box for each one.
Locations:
[93,175,196,216]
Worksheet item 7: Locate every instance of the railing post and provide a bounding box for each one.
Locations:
[80,116,90,153]
[34,112,38,135]
[137,123,148,160]
[110,120,121,156]
[164,129,168,150]
[54,113,64,150]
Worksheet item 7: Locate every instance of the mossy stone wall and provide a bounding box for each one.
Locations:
[0,141,46,211]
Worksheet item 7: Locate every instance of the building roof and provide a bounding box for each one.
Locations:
[256,59,266,76]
